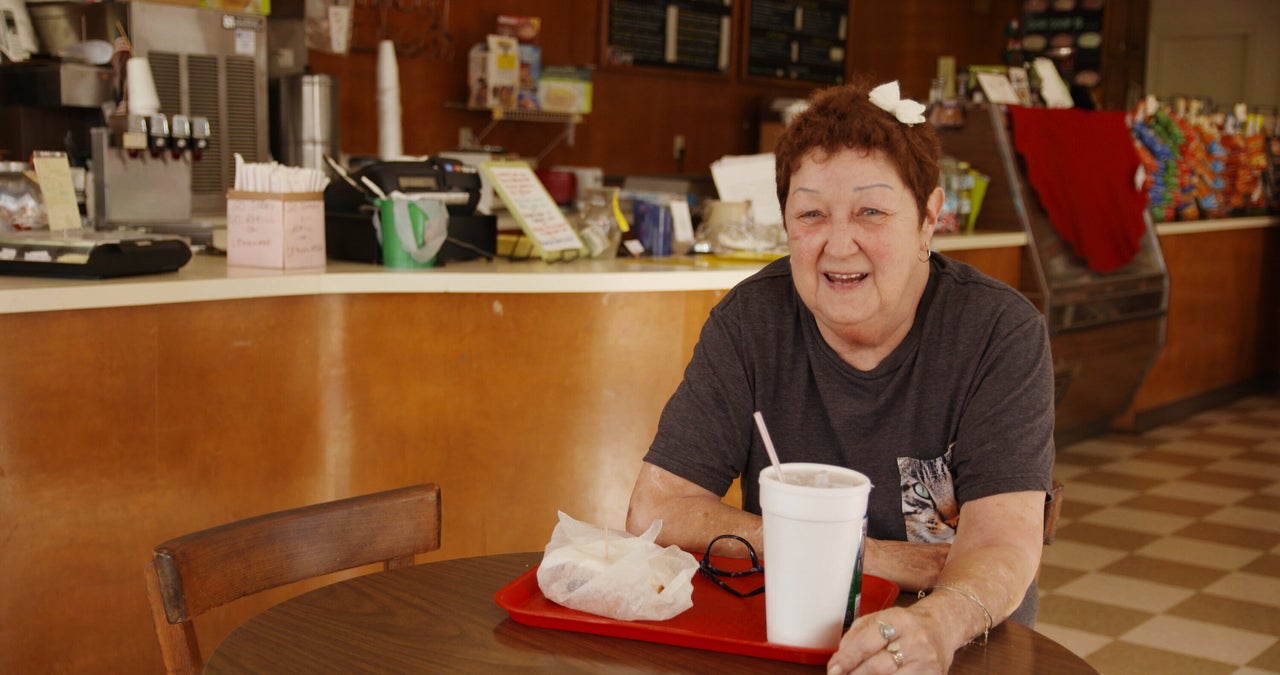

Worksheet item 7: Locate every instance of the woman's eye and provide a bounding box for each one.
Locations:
[859,207,884,217]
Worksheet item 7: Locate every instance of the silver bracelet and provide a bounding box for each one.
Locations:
[918,583,992,646]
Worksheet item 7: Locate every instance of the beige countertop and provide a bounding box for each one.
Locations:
[0,230,1030,315]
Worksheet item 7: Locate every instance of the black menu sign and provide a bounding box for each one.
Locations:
[1020,0,1105,89]
[745,0,847,84]
[607,0,733,72]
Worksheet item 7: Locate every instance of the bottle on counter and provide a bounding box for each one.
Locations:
[956,161,974,231]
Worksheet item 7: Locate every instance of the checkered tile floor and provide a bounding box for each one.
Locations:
[1038,392,1280,674]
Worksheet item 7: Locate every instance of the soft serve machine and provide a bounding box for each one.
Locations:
[27,2,270,240]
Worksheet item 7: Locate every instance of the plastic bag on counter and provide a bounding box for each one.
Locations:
[537,511,698,621]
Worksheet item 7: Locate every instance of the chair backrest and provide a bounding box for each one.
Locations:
[144,483,441,674]
[1043,480,1064,545]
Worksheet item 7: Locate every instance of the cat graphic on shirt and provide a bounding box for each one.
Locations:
[897,444,959,543]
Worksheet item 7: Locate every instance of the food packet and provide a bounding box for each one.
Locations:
[537,511,698,621]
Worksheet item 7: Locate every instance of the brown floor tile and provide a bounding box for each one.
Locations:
[1242,553,1280,578]
[1118,494,1222,518]
[1085,641,1236,675]
[1174,521,1280,551]
[1166,593,1280,635]
[1055,522,1162,550]
[1238,493,1280,512]
[1037,563,1089,592]
[1100,555,1228,590]
[1249,639,1280,672]
[1060,499,1104,521]
[1236,449,1280,464]
[1055,452,1120,469]
[1128,448,1221,468]
[1180,469,1275,491]
[1036,595,1152,636]
[1236,415,1280,432]
[1066,470,1165,492]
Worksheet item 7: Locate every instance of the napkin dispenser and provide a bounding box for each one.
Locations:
[324,157,496,264]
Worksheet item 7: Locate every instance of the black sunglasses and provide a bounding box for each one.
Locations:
[698,534,765,598]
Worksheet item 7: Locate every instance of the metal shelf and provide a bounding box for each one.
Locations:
[450,104,584,162]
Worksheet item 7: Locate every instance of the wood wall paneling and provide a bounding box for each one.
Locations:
[305,0,1156,175]
[0,289,722,672]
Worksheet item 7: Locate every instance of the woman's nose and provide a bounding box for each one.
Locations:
[824,221,861,255]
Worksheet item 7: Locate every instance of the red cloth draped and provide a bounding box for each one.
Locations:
[1008,106,1148,273]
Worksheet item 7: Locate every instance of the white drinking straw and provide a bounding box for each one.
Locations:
[753,410,787,483]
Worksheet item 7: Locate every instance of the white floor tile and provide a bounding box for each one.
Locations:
[1205,506,1280,533]
[1144,426,1198,441]
[1080,505,1196,535]
[1148,480,1250,505]
[1203,572,1280,607]
[1138,536,1263,571]
[1100,458,1198,481]
[1040,540,1130,572]
[1034,622,1113,658]
[1063,482,1142,506]
[1206,423,1280,440]
[1053,572,1194,613]
[1121,614,1276,665]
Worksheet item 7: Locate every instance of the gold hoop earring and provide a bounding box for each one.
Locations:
[918,248,930,263]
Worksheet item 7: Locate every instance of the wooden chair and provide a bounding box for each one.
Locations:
[144,483,441,674]
[1043,480,1064,545]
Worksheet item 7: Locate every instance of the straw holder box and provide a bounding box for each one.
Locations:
[226,191,326,269]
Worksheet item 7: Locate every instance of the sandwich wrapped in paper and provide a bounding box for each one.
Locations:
[537,511,698,621]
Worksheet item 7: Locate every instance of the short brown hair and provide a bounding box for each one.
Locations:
[774,76,941,224]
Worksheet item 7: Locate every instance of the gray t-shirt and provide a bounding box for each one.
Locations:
[643,254,1054,622]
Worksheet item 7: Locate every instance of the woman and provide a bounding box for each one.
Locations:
[626,77,1055,673]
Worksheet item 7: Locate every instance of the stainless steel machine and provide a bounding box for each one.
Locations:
[28,2,269,222]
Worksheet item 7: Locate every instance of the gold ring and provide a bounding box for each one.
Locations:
[887,641,904,667]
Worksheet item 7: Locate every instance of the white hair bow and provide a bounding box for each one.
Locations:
[869,81,927,126]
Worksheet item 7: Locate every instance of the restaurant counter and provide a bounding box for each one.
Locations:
[2,216,1274,673]
[0,232,1026,672]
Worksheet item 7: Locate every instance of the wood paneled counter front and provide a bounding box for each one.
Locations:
[0,236,1024,672]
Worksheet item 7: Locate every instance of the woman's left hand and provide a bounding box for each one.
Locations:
[825,608,952,675]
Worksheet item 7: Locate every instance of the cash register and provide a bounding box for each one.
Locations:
[323,157,497,264]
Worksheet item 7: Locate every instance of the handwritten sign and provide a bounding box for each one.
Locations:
[226,191,327,269]
[32,152,83,232]
[481,161,584,260]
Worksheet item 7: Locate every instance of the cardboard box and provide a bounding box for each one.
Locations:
[467,35,521,109]
[225,191,326,268]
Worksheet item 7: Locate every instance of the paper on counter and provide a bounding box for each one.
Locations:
[710,153,782,227]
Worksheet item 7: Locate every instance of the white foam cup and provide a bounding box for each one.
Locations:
[759,462,872,650]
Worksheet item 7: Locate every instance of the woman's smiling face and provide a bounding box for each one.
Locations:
[785,147,942,364]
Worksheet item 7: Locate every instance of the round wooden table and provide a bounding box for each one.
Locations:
[204,552,1097,673]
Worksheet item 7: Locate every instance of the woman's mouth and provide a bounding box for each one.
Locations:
[824,272,867,286]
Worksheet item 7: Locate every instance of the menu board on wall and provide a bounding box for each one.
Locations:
[745,0,847,84]
[607,0,733,72]
[1021,0,1105,90]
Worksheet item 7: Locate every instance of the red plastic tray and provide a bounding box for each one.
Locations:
[494,555,900,665]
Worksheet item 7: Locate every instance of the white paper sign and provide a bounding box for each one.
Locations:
[975,71,1021,106]
[482,161,584,259]
[710,153,782,227]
